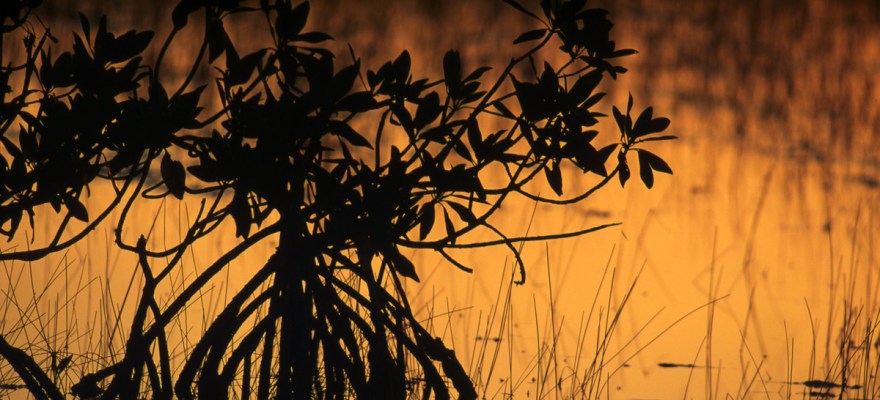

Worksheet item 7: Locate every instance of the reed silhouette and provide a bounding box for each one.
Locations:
[0,0,673,398]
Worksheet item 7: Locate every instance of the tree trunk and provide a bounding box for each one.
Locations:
[275,208,316,400]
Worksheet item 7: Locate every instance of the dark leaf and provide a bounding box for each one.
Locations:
[188,162,223,182]
[467,118,483,158]
[114,57,143,92]
[224,39,241,79]
[229,191,252,238]
[39,51,53,87]
[563,0,589,17]
[611,105,627,135]
[295,31,333,43]
[339,140,354,163]
[447,201,477,224]
[571,141,607,176]
[582,92,606,110]
[409,78,429,97]
[337,91,378,113]
[24,209,34,233]
[414,91,442,130]
[642,117,671,137]
[443,208,456,244]
[618,164,630,187]
[492,100,517,119]
[72,31,88,60]
[109,30,154,63]
[332,61,360,100]
[366,69,380,89]
[420,124,452,144]
[463,90,486,104]
[18,111,37,127]
[150,81,169,105]
[596,143,616,164]
[169,85,205,129]
[463,66,492,82]
[539,61,558,88]
[327,120,372,148]
[289,1,310,34]
[207,18,228,62]
[632,106,653,138]
[1,133,22,159]
[65,197,89,222]
[54,356,72,373]
[6,211,22,240]
[387,246,419,282]
[227,49,265,86]
[419,203,435,240]
[501,0,542,21]
[637,150,654,189]
[300,53,334,93]
[390,104,414,133]
[474,178,487,203]
[483,129,504,148]
[512,77,552,121]
[637,135,678,143]
[161,152,187,199]
[450,136,473,162]
[4,162,25,193]
[544,162,563,195]
[79,13,90,41]
[98,15,107,42]
[460,81,482,102]
[617,151,629,187]
[390,50,411,84]
[513,28,547,44]
[568,70,602,106]
[277,1,309,40]
[172,0,202,30]
[639,149,673,174]
[171,85,205,113]
[49,197,62,213]
[18,126,37,158]
[582,129,600,142]
[443,50,462,94]
[610,48,638,58]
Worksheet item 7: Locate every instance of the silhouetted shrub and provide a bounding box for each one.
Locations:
[0,0,673,398]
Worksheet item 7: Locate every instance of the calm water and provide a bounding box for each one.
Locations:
[3,0,880,398]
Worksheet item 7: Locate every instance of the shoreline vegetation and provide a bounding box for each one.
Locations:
[0,0,679,398]
[2,0,879,399]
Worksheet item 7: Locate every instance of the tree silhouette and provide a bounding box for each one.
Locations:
[0,0,674,398]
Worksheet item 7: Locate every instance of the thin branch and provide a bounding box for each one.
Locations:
[515,165,620,205]
[0,173,137,262]
[401,219,619,251]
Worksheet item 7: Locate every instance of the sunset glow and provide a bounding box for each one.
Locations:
[1,1,879,398]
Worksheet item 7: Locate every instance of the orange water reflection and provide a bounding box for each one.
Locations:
[3,0,880,398]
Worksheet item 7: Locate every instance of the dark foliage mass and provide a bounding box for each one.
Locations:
[0,0,673,398]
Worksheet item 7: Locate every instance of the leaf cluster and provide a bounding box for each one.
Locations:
[0,0,676,398]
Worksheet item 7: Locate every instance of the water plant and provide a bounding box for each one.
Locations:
[0,0,673,398]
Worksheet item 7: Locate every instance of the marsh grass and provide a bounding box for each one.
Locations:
[0,221,700,399]
[0,188,698,399]
[2,193,880,399]
[1,160,877,398]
